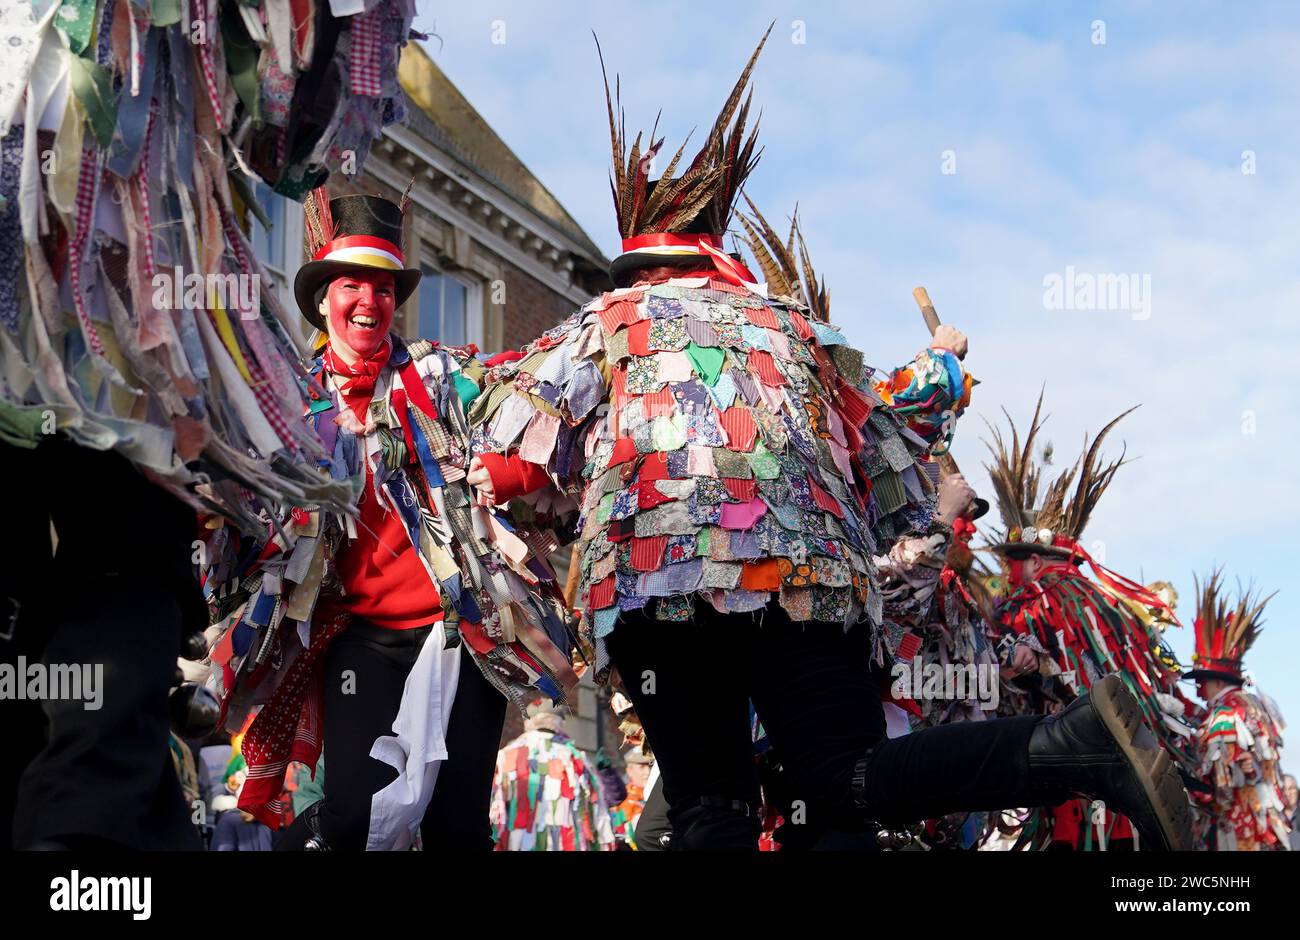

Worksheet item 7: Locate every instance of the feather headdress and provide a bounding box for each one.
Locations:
[1188,570,1275,682]
[984,390,1137,555]
[736,194,830,322]
[598,24,770,239]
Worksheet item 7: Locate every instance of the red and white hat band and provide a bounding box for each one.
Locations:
[616,232,756,287]
[312,235,405,270]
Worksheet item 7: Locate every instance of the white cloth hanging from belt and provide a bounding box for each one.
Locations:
[366,628,462,850]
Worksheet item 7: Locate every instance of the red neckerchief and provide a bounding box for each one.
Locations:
[323,337,392,399]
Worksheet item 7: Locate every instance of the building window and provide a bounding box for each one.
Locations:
[249,182,287,287]
[417,264,481,346]
[246,181,304,325]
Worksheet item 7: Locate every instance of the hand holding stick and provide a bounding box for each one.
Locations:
[912,285,968,361]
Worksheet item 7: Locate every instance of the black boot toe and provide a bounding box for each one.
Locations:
[1028,674,1194,851]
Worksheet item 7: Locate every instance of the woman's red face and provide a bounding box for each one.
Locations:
[322,269,396,359]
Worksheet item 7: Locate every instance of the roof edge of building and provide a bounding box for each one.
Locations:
[399,42,609,269]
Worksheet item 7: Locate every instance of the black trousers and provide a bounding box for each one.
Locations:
[607,602,1038,850]
[276,619,506,851]
[634,773,670,852]
[6,439,204,850]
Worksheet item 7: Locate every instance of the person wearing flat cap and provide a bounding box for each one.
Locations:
[203,191,578,851]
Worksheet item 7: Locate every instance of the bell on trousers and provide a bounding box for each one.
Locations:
[169,683,220,738]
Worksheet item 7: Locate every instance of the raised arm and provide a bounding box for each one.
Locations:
[876,324,972,456]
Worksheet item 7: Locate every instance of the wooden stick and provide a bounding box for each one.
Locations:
[563,544,582,612]
[913,284,972,373]
[913,286,941,335]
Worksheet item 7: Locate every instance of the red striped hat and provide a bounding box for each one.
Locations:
[293,192,422,331]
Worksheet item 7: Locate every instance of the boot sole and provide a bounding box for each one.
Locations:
[1090,674,1194,851]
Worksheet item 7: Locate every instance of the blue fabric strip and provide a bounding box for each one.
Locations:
[106,28,160,178]
[404,402,445,487]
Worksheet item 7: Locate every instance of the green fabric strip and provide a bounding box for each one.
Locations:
[56,0,96,55]
[685,342,724,386]
[68,53,119,149]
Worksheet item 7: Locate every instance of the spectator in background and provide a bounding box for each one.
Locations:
[610,748,655,850]
[212,760,273,852]
[1284,775,1299,851]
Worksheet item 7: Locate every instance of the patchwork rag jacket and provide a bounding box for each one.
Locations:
[876,522,1024,730]
[490,725,614,852]
[203,335,577,842]
[468,274,969,676]
[1,1,416,531]
[1194,686,1291,851]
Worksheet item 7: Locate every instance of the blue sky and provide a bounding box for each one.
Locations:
[413,2,1300,738]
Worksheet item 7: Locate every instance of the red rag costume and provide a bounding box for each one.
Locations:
[1186,573,1291,850]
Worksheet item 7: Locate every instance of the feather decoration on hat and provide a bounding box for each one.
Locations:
[736,194,830,321]
[1193,569,1274,664]
[303,186,336,258]
[1054,405,1138,542]
[597,23,771,238]
[983,390,1051,538]
[983,391,1137,543]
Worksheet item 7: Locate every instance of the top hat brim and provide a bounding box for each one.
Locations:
[610,250,717,289]
[293,260,422,332]
[988,540,1077,560]
[969,497,990,520]
[1181,668,1244,685]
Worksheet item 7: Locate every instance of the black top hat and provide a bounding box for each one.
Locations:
[1181,665,1245,686]
[293,194,423,332]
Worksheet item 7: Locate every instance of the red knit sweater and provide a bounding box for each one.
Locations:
[329,356,443,630]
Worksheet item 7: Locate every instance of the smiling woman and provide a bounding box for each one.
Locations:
[321,271,398,363]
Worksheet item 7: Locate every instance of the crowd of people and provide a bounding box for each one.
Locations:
[1,4,1292,853]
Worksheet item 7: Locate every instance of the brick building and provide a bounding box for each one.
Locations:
[248,42,614,755]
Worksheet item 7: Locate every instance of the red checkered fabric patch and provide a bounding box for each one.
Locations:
[136,104,157,280]
[194,0,226,131]
[350,6,383,96]
[69,145,104,356]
